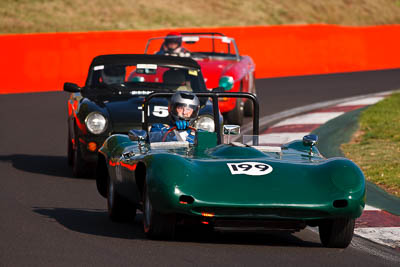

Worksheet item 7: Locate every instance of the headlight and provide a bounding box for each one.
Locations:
[194,116,215,132]
[85,112,107,134]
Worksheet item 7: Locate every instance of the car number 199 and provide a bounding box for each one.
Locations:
[227,162,273,176]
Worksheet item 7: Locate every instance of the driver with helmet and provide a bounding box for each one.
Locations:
[101,65,126,85]
[150,91,200,143]
[156,32,190,57]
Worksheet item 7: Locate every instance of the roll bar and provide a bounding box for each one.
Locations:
[181,32,226,37]
[142,92,259,145]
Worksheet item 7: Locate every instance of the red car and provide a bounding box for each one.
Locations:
[145,32,256,125]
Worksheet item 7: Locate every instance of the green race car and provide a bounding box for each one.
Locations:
[95,92,365,248]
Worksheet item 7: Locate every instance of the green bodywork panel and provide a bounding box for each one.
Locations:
[99,131,365,221]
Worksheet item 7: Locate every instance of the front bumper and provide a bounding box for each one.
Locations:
[151,187,365,222]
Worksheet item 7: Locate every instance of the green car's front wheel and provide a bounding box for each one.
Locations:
[107,174,136,222]
[143,181,175,239]
[319,218,355,248]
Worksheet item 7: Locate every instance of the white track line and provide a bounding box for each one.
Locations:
[364,205,381,211]
[256,132,310,145]
[337,96,385,106]
[273,112,344,127]
[354,227,400,249]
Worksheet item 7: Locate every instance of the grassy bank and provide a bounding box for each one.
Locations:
[1,0,400,34]
[341,92,400,197]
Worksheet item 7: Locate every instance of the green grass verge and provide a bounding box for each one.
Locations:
[2,0,400,34]
[341,92,400,197]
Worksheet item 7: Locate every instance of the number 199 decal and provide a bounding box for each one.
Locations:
[227,162,273,176]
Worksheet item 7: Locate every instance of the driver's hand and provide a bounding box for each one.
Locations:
[175,120,189,130]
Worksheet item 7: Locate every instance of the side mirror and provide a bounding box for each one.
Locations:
[223,125,240,144]
[64,82,81,93]
[302,134,318,147]
[218,76,234,91]
[131,76,145,82]
[128,129,147,142]
[224,125,240,135]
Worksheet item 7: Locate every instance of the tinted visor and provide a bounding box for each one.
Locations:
[165,36,182,46]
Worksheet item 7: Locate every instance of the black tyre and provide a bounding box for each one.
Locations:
[72,141,88,177]
[107,174,136,222]
[243,98,253,117]
[244,84,256,117]
[319,218,355,248]
[143,181,175,239]
[95,157,108,198]
[225,98,244,125]
[67,131,73,166]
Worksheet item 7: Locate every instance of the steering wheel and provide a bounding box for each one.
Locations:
[162,126,197,142]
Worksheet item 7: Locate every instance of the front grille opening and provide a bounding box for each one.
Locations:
[179,195,194,204]
[333,199,348,208]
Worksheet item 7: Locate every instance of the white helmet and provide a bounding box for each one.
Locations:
[169,91,200,124]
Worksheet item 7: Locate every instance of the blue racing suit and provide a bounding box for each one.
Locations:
[150,122,196,144]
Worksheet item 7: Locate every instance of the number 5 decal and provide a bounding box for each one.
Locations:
[138,105,169,118]
[152,106,168,117]
[227,162,273,176]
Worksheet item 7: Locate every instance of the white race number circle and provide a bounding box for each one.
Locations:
[227,162,273,176]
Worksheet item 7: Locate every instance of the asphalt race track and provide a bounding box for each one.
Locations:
[1,69,400,266]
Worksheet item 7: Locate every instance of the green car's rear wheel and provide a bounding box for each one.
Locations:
[319,218,355,248]
[143,181,175,239]
[107,174,136,222]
